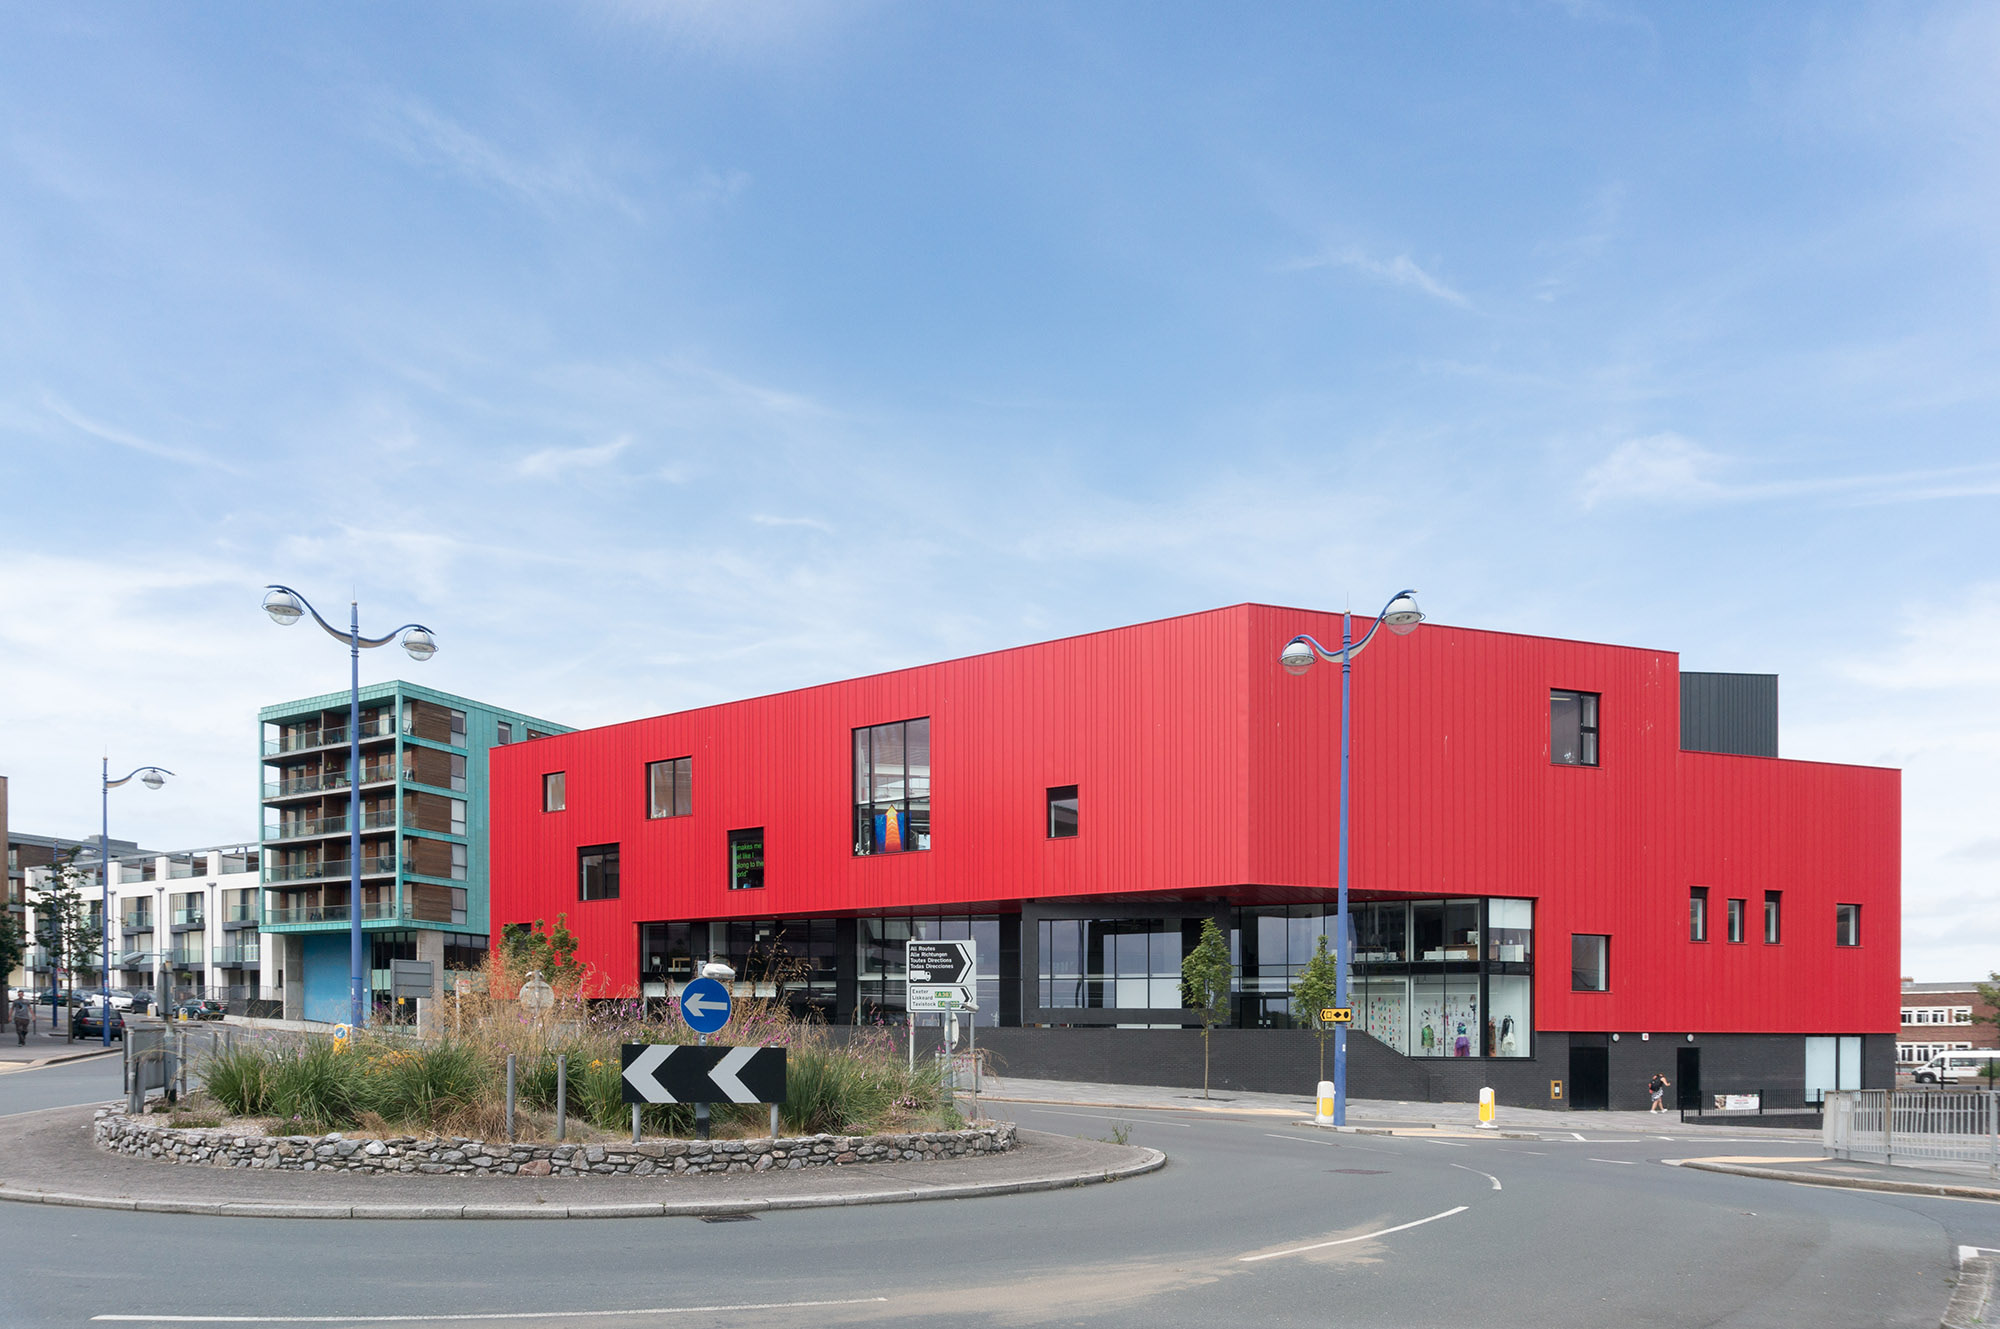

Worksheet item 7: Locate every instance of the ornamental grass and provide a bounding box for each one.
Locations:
[194,949,962,1140]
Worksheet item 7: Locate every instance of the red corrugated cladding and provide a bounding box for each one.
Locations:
[489,603,1900,1035]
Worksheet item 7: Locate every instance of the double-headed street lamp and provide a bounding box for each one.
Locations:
[102,761,171,1044]
[1279,589,1424,1127]
[262,585,437,1029]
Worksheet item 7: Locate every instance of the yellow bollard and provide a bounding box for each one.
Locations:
[1316,1079,1336,1126]
[1477,1086,1496,1128]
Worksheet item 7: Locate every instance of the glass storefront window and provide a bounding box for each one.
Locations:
[1488,974,1530,1057]
[1037,918,1189,1014]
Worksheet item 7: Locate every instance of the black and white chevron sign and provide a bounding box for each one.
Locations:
[620,1044,788,1105]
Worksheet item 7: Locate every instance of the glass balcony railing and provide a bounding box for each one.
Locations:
[263,713,397,756]
[263,854,397,885]
[265,765,397,798]
[223,900,257,923]
[172,907,204,928]
[214,942,260,966]
[167,860,200,878]
[262,899,414,926]
[264,808,396,841]
[166,947,205,967]
[121,912,153,931]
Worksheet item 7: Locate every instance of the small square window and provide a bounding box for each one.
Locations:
[1571,934,1609,992]
[1726,898,1745,944]
[1689,887,1708,943]
[648,757,692,819]
[543,772,565,813]
[579,844,619,901]
[1047,785,1078,839]
[729,828,764,891]
[1550,689,1600,766]
[1764,891,1781,944]
[1836,903,1861,947]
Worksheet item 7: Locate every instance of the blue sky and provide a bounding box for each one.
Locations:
[2,3,1994,978]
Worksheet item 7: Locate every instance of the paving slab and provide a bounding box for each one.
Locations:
[0,1102,1163,1220]
[1673,1152,2000,1201]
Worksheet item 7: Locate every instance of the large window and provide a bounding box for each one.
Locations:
[578,844,619,901]
[1689,887,1709,943]
[1836,903,1861,947]
[1571,934,1609,991]
[853,718,931,855]
[1047,785,1078,839]
[855,916,1001,1027]
[1764,891,1782,944]
[543,772,565,813]
[1550,689,1600,766]
[1726,897,1745,944]
[449,709,467,748]
[729,828,764,891]
[648,758,692,819]
[1040,918,1188,1012]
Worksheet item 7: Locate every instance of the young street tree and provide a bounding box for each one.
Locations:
[1291,933,1341,1083]
[30,849,102,1041]
[1181,917,1233,1100]
[500,914,583,994]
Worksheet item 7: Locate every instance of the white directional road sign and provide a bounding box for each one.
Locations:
[906,938,977,1012]
[620,1044,786,1105]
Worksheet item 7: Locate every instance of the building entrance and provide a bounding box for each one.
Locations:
[1568,1045,1609,1110]
[1676,1046,1701,1110]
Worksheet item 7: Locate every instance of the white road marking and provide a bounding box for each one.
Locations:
[1449,1163,1503,1191]
[1265,1133,1334,1145]
[1588,1158,1638,1165]
[1499,1149,1547,1155]
[1570,1132,1588,1141]
[1414,1137,1468,1147]
[1240,1206,1470,1262]
[92,1298,892,1324]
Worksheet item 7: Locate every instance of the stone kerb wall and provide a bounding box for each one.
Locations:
[94,1110,1016,1177]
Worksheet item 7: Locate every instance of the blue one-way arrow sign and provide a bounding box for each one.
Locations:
[678,976,732,1034]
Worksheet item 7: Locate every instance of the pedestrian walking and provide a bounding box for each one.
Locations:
[1647,1071,1670,1112]
[11,995,31,1045]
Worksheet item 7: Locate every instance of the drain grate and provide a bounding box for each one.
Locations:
[699,1212,760,1223]
[1329,1168,1388,1175]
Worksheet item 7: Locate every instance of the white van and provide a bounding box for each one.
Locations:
[1912,1050,2000,1085]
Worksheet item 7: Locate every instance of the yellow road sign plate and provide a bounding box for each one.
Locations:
[1319,1007,1353,1024]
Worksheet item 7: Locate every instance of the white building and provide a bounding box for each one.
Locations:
[20,843,269,1009]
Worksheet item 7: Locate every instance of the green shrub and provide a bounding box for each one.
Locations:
[266,1039,375,1132]
[375,1041,490,1126]
[202,1045,272,1116]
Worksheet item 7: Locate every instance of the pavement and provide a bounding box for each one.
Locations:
[0,1026,123,1069]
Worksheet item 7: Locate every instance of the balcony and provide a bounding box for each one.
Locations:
[171,907,205,929]
[262,899,414,927]
[263,854,397,885]
[263,808,397,842]
[121,912,154,932]
[263,765,396,800]
[262,712,398,757]
[166,946,205,968]
[116,950,154,969]
[167,859,201,879]
[214,942,260,967]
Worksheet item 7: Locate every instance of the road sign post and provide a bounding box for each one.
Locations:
[621,1043,787,1140]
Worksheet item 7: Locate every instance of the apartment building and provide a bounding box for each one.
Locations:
[258,681,568,1022]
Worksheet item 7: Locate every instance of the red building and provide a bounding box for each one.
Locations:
[489,603,1900,1110]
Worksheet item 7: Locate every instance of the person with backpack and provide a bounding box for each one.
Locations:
[1647,1071,1671,1112]
[11,995,31,1045]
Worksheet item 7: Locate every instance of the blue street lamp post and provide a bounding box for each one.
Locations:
[101,761,171,1046]
[1279,589,1425,1127]
[262,586,436,1029]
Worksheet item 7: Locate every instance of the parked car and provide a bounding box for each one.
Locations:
[71,1004,125,1040]
[106,991,141,1012]
[173,999,225,1021]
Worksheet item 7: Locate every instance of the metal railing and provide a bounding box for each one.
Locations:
[265,808,396,841]
[262,899,414,926]
[263,854,397,884]
[263,713,397,755]
[1824,1089,2000,1177]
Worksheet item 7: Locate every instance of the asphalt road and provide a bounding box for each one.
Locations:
[2,1057,1995,1328]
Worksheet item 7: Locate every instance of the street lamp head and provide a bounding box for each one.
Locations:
[401,628,438,662]
[140,770,165,791]
[1382,593,1424,636]
[1280,638,1316,676]
[263,588,304,626]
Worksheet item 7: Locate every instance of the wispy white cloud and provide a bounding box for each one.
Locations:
[515,436,633,479]
[1839,583,2000,692]
[366,94,638,216]
[1285,246,1470,308]
[750,513,835,534]
[43,396,239,474]
[1580,435,2000,510]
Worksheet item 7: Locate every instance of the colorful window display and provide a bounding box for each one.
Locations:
[1347,898,1534,1058]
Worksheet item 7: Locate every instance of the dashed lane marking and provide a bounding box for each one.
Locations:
[1240,1206,1470,1262]
[1588,1158,1638,1165]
